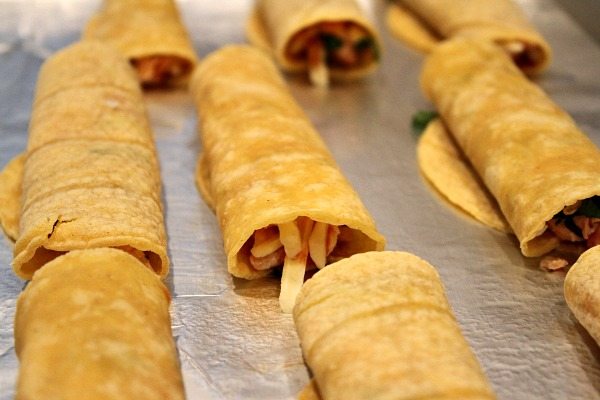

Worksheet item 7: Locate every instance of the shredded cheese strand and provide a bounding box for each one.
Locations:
[279,254,308,313]
[309,60,329,88]
[278,221,302,258]
[250,238,282,258]
[308,221,328,269]
[307,40,329,88]
[279,217,314,313]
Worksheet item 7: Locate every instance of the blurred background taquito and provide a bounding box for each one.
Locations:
[387,0,551,75]
[246,0,381,87]
[84,0,198,87]
[190,45,385,312]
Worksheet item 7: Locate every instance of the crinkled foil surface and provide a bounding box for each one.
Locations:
[1,0,600,398]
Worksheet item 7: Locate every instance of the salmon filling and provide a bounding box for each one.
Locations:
[131,55,193,87]
[286,21,378,86]
[542,197,600,270]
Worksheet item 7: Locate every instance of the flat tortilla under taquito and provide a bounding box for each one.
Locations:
[417,119,511,234]
[386,0,551,75]
[190,45,385,311]
[14,248,184,400]
[246,0,381,86]
[9,41,168,279]
[293,251,496,400]
[0,154,24,241]
[564,246,600,345]
[84,0,198,87]
[420,38,600,259]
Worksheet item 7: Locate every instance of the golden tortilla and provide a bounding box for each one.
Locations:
[15,248,184,400]
[32,40,141,101]
[190,45,385,279]
[293,251,496,400]
[420,38,600,257]
[12,41,168,279]
[385,2,438,53]
[417,119,511,233]
[246,0,381,81]
[387,0,551,74]
[84,0,198,86]
[0,154,24,241]
[298,380,321,400]
[564,246,600,345]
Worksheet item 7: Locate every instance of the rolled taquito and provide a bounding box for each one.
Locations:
[190,45,385,312]
[246,0,381,87]
[11,41,168,279]
[564,246,600,345]
[387,0,551,75]
[15,248,184,400]
[420,38,600,266]
[84,0,198,87]
[293,251,496,400]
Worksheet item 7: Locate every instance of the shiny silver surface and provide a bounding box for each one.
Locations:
[1,0,600,398]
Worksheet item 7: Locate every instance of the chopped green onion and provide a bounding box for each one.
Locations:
[577,197,600,218]
[412,110,439,135]
[354,37,373,51]
[320,34,343,51]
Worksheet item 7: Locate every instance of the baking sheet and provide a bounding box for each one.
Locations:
[1,0,600,398]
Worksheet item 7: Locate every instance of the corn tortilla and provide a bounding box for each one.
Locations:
[0,154,23,241]
[385,2,438,53]
[84,0,198,86]
[420,38,600,257]
[564,246,600,345]
[12,41,168,279]
[28,86,154,154]
[190,45,385,279]
[246,0,381,81]
[417,119,511,233]
[293,251,496,400]
[298,380,322,400]
[14,248,184,400]
[387,0,551,74]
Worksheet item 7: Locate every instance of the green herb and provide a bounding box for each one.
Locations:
[354,37,380,60]
[577,196,600,218]
[411,110,439,135]
[320,34,343,51]
[354,37,373,51]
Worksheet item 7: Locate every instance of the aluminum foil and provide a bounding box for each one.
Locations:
[1,0,600,398]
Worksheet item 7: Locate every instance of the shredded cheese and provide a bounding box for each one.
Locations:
[251,226,282,257]
[309,60,329,88]
[309,222,328,269]
[279,254,308,313]
[279,218,314,313]
[278,221,302,258]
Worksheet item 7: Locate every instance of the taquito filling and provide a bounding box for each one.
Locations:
[245,217,356,312]
[131,55,193,87]
[497,40,545,72]
[286,21,379,87]
[541,196,600,270]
